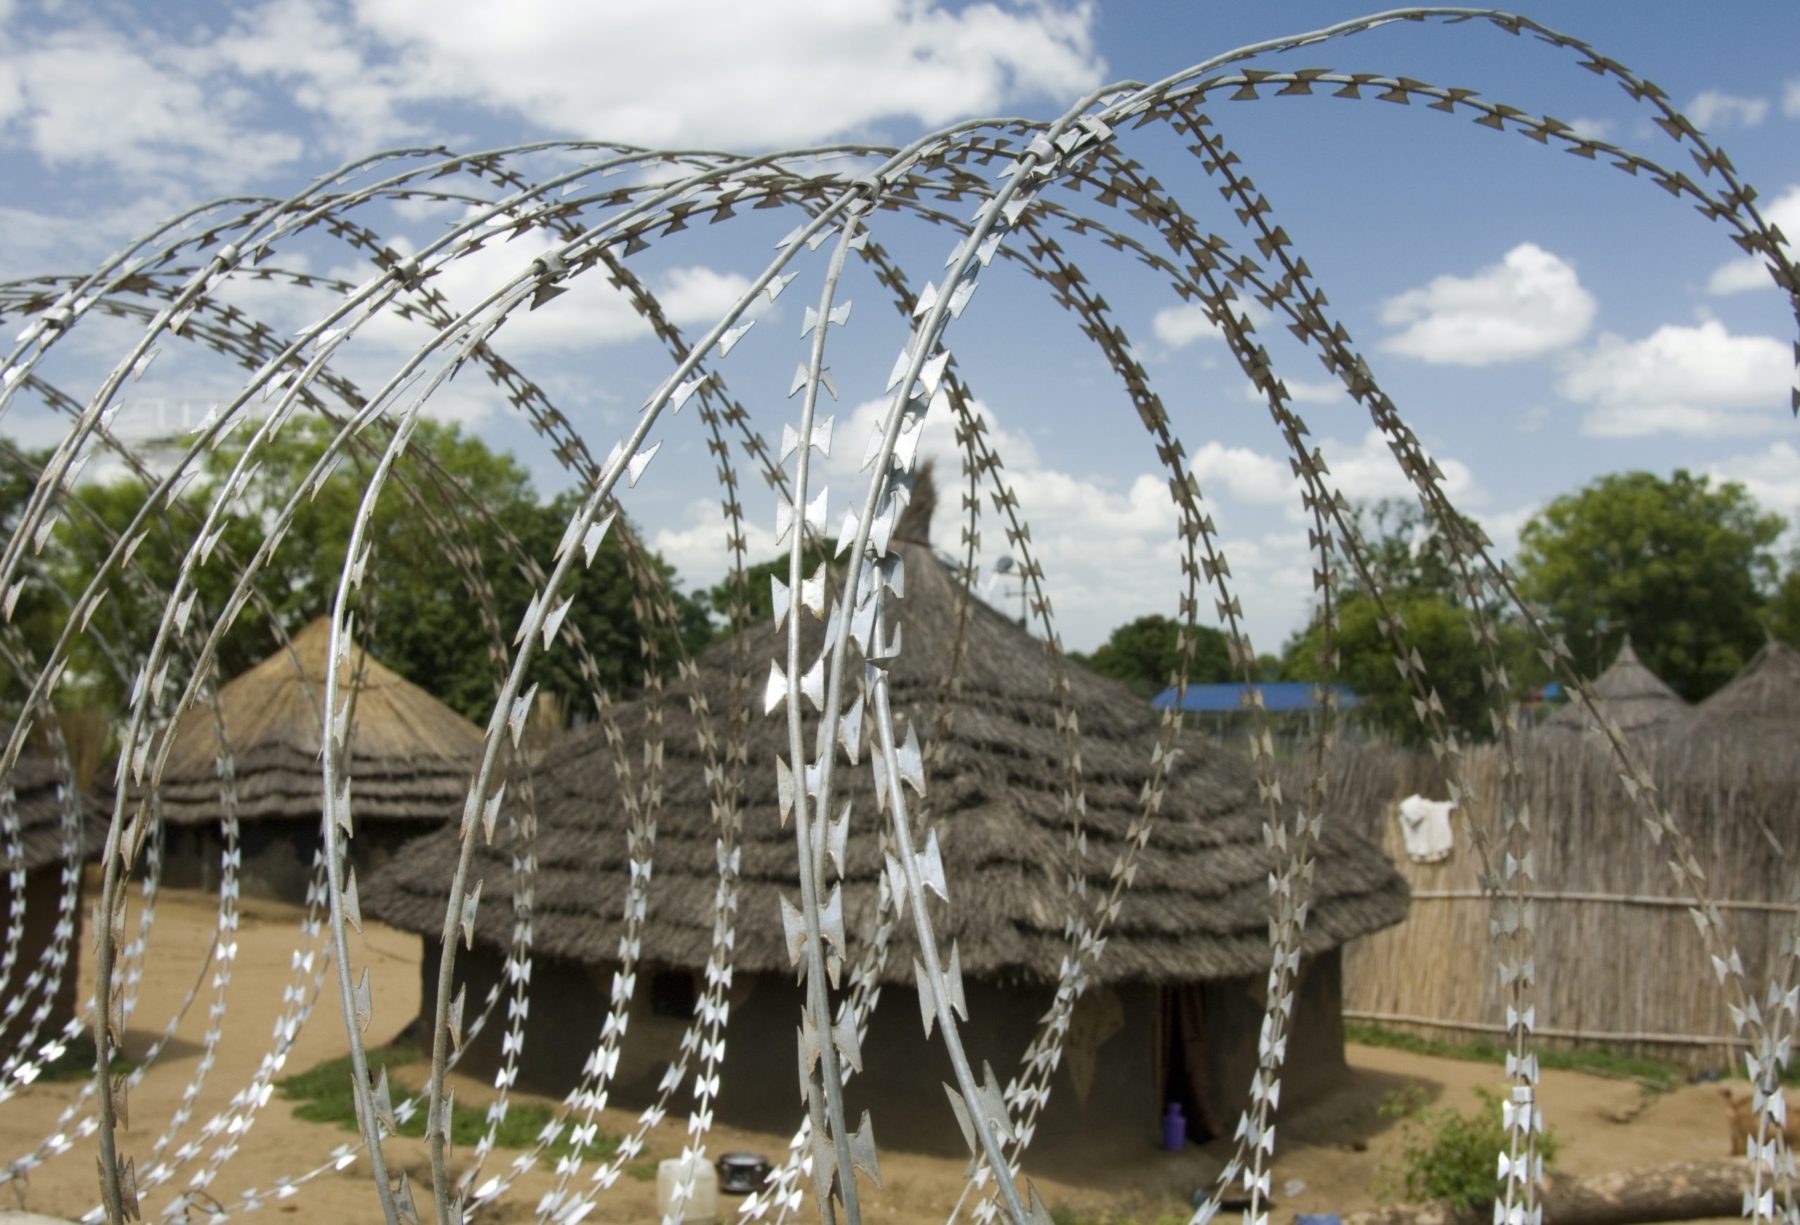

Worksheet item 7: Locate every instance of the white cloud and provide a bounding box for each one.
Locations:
[216,0,429,154]
[342,0,1103,150]
[2,0,1102,189]
[1312,428,1479,508]
[1686,89,1769,131]
[804,394,1320,650]
[1379,243,1595,366]
[1706,183,1800,294]
[1567,116,1614,141]
[322,228,762,356]
[1238,376,1344,407]
[1187,442,1292,506]
[1153,303,1224,349]
[1477,503,1538,566]
[654,266,760,328]
[653,392,1492,655]
[1559,320,1795,437]
[651,497,782,597]
[1705,442,1800,535]
[0,23,302,187]
[1151,299,1268,350]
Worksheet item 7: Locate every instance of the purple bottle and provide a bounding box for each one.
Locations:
[1162,1101,1185,1151]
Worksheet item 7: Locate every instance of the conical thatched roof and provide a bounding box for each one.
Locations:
[153,617,482,826]
[364,471,1408,987]
[1545,637,1688,736]
[4,752,104,872]
[1693,638,1800,732]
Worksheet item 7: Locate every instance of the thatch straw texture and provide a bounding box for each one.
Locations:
[5,753,102,871]
[1692,639,1800,736]
[1313,734,1798,1070]
[365,476,1408,987]
[1544,638,1688,737]
[153,617,482,827]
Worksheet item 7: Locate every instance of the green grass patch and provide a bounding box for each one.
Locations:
[27,1032,136,1084]
[276,1043,618,1161]
[1346,1022,1680,1091]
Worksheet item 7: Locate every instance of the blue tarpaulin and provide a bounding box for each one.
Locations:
[1151,682,1359,713]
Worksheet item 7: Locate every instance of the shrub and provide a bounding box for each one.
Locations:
[1376,1085,1559,1214]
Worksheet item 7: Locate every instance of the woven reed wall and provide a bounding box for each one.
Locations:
[1301,734,1799,1073]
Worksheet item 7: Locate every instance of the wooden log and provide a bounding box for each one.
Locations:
[1340,1160,1749,1225]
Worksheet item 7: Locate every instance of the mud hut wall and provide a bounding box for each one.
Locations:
[427,938,1374,1160]
[1197,949,1346,1126]
[159,819,434,905]
[1315,740,1797,1072]
[417,937,1161,1158]
[0,868,83,1044]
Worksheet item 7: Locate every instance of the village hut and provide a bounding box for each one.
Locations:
[1,749,105,1048]
[151,617,482,904]
[1540,636,1689,739]
[363,470,1409,1159]
[1690,638,1800,738]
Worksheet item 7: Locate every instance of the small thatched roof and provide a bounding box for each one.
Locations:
[1545,637,1688,737]
[365,470,1408,987]
[1692,638,1800,732]
[4,751,104,872]
[153,617,482,827]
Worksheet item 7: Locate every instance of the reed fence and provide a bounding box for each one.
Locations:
[1302,734,1800,1072]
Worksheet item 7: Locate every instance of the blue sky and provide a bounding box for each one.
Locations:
[1,1,1796,656]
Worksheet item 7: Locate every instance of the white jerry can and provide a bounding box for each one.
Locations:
[656,1156,720,1224]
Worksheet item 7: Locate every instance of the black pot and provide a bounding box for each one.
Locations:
[715,1152,771,1195]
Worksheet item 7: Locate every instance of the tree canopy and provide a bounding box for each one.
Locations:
[1515,470,1785,701]
[1270,498,1541,745]
[1072,614,1242,697]
[10,418,711,724]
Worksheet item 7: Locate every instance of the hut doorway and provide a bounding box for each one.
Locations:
[1156,985,1220,1143]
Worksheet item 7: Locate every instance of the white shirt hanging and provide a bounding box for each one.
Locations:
[1397,794,1455,863]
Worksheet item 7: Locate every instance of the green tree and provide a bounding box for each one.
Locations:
[1280,499,1540,746]
[1766,551,1800,650]
[1516,470,1784,700]
[1074,614,1236,697]
[1333,497,1485,604]
[1283,594,1512,745]
[23,419,710,723]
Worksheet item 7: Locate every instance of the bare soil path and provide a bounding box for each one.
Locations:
[0,890,1734,1223]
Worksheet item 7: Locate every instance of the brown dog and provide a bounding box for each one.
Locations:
[1723,1088,1800,1155]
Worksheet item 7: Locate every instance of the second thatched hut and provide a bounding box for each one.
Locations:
[1541,636,1689,739]
[365,473,1409,1160]
[151,617,482,903]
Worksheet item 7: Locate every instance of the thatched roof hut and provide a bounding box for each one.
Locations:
[365,481,1405,980]
[1692,638,1800,734]
[158,616,481,826]
[152,616,482,901]
[364,470,1408,1155]
[1544,636,1688,737]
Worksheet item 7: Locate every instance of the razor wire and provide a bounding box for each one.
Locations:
[0,8,1793,1225]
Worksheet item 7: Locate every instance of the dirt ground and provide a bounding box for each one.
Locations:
[0,888,1732,1223]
